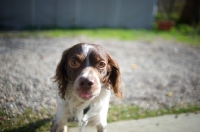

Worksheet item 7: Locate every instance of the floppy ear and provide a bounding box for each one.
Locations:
[107,55,122,98]
[53,49,69,100]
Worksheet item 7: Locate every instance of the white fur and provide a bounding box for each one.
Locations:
[82,44,93,67]
[51,84,111,132]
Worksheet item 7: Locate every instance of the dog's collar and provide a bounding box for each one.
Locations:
[83,105,90,115]
[80,106,90,132]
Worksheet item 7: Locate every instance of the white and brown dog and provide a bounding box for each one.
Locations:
[50,43,121,132]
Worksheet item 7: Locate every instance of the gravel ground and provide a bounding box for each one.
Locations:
[0,37,200,115]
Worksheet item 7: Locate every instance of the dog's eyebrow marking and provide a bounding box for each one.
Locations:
[82,44,93,66]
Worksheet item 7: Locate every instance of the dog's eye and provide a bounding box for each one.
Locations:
[98,61,106,68]
[69,59,80,68]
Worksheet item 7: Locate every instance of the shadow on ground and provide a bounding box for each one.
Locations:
[4,118,51,132]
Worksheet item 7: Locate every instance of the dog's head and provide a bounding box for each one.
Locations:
[54,43,121,101]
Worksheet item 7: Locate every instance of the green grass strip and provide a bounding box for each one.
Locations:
[1,104,200,132]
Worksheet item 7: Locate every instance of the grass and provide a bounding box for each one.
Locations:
[107,104,200,122]
[0,109,52,132]
[1,104,200,132]
[0,25,200,46]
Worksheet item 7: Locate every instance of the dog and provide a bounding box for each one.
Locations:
[50,43,121,132]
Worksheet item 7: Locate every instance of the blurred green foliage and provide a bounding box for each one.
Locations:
[1,20,200,46]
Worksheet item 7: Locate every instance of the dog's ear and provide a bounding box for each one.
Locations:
[53,49,69,99]
[107,55,122,98]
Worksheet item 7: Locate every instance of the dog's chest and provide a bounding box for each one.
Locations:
[67,105,90,123]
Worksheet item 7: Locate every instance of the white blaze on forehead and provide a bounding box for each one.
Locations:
[82,44,93,66]
[82,44,93,57]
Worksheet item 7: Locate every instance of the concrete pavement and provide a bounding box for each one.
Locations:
[69,113,200,132]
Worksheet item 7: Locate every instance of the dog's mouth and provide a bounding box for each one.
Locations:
[72,90,99,101]
[78,91,97,100]
[80,93,92,98]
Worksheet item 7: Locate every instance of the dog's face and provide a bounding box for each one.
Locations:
[67,44,109,101]
[54,43,121,101]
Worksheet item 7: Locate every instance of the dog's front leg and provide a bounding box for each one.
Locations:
[50,117,68,132]
[97,124,107,132]
[50,115,67,132]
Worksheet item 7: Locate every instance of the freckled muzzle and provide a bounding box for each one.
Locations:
[73,67,101,101]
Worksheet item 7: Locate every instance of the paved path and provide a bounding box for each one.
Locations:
[69,113,200,132]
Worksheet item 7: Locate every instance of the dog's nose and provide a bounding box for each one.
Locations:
[79,77,94,89]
